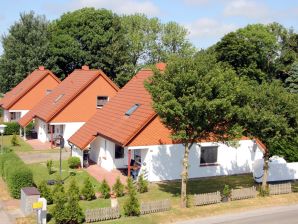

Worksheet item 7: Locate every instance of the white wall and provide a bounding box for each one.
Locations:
[3,110,10,122]
[129,140,263,182]
[88,136,263,182]
[253,156,298,182]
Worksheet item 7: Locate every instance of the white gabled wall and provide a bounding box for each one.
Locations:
[3,110,29,122]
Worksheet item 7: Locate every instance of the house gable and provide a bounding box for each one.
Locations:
[10,74,60,110]
[51,75,118,123]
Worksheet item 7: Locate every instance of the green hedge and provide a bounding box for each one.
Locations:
[0,151,34,199]
[3,122,20,135]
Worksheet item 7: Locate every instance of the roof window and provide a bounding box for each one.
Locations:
[125,103,140,116]
[54,94,65,103]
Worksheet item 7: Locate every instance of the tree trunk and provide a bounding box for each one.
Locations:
[262,152,269,190]
[181,143,190,208]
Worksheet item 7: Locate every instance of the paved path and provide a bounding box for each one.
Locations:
[0,200,24,224]
[176,204,298,224]
[17,150,69,164]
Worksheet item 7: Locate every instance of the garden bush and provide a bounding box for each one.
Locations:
[112,177,124,197]
[69,178,80,201]
[100,179,110,199]
[124,177,140,216]
[46,160,53,174]
[137,174,148,193]
[68,157,81,169]
[38,181,53,204]
[0,151,34,198]
[81,177,95,200]
[11,133,19,146]
[3,122,20,135]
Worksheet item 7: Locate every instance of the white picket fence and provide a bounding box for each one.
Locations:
[194,191,221,206]
[85,206,120,223]
[140,199,171,215]
[269,183,292,195]
[231,186,257,201]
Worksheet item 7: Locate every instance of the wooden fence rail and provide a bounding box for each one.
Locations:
[231,186,257,201]
[194,191,221,206]
[269,183,292,195]
[85,206,120,223]
[140,199,171,215]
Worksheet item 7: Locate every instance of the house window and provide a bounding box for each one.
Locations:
[200,146,218,166]
[115,144,124,159]
[10,112,16,121]
[47,125,55,134]
[125,103,140,116]
[97,96,109,108]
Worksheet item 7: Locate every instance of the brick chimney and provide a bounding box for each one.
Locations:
[39,66,45,71]
[82,65,89,71]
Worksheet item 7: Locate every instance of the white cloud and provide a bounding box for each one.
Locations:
[187,18,237,39]
[223,0,269,19]
[183,0,213,5]
[71,0,160,16]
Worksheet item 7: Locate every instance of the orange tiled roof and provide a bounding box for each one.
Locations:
[18,67,119,127]
[68,68,158,149]
[0,67,60,110]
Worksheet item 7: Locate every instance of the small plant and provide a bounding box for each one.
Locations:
[124,177,140,216]
[38,180,53,204]
[68,178,80,201]
[222,184,231,200]
[259,186,269,197]
[46,160,53,175]
[137,174,148,193]
[11,134,19,146]
[100,179,111,199]
[81,177,95,200]
[112,177,124,197]
[68,157,81,169]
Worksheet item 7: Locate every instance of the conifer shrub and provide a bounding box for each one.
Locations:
[81,177,95,200]
[46,160,53,175]
[112,177,124,197]
[11,133,19,146]
[124,177,140,216]
[137,174,148,193]
[100,179,111,199]
[51,190,67,224]
[38,180,53,204]
[69,178,80,201]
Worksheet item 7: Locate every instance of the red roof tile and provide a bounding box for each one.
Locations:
[68,68,157,149]
[18,68,119,127]
[0,68,60,110]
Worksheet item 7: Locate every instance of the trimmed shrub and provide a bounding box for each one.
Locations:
[11,133,19,146]
[124,177,140,216]
[81,177,95,200]
[137,174,148,193]
[46,160,53,175]
[68,157,81,169]
[64,191,84,224]
[38,181,53,204]
[0,151,20,177]
[222,184,231,198]
[6,164,34,198]
[100,179,110,199]
[3,122,20,135]
[51,190,68,224]
[112,177,124,197]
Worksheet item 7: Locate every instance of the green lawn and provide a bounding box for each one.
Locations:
[2,135,33,152]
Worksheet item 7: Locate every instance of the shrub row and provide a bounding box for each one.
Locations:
[0,150,34,198]
[3,121,35,135]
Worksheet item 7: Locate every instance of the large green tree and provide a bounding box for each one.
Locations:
[285,62,298,93]
[146,53,249,207]
[48,7,133,85]
[0,11,50,92]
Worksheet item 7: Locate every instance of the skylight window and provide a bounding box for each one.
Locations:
[54,94,65,103]
[125,103,140,116]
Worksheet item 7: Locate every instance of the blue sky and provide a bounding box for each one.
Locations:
[1,0,298,54]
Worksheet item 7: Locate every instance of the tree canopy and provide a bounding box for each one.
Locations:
[0,11,50,92]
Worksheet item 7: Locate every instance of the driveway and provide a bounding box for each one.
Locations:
[176,204,298,224]
[17,150,70,164]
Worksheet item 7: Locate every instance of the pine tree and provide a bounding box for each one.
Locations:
[68,178,80,201]
[51,191,67,224]
[112,177,124,197]
[137,174,148,193]
[100,179,111,199]
[81,177,95,201]
[38,180,53,204]
[124,177,140,216]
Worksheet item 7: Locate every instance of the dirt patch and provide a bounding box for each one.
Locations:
[0,178,12,201]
